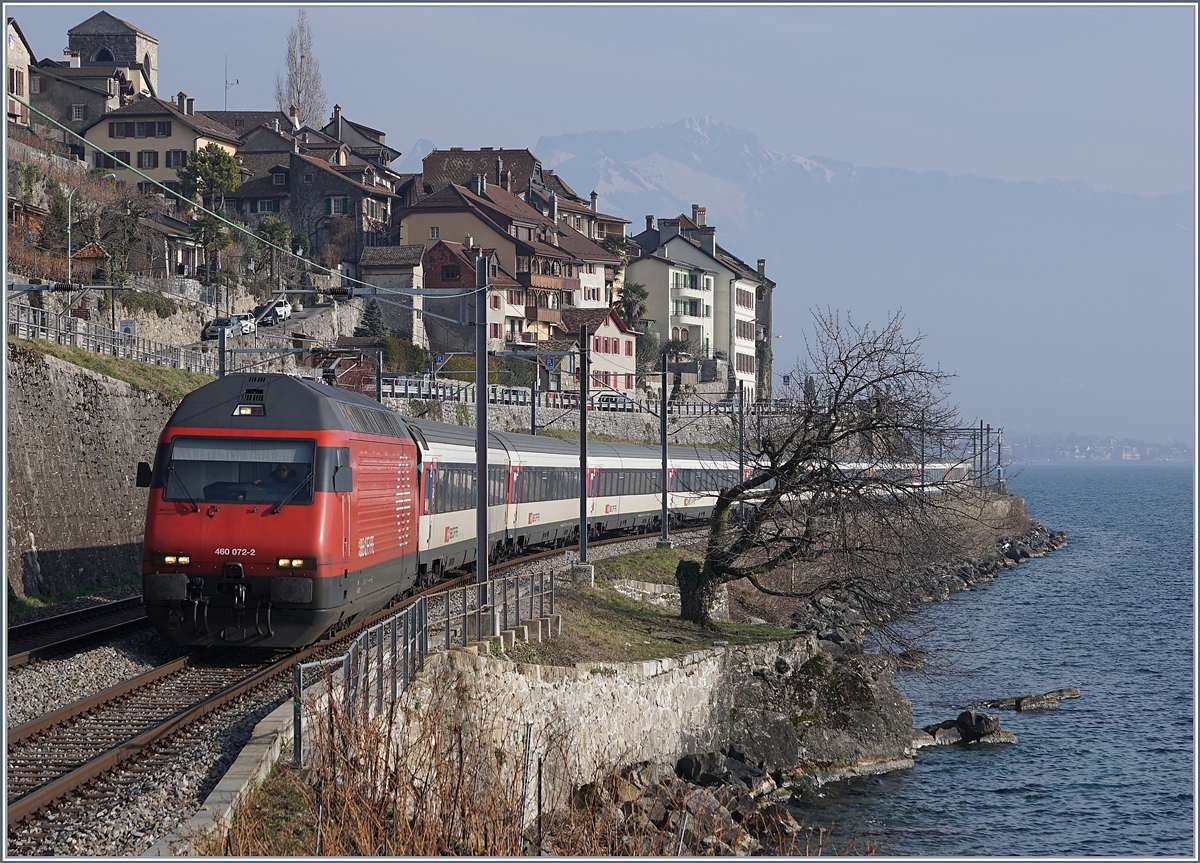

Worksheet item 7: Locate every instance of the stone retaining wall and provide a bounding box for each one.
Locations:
[5,341,176,598]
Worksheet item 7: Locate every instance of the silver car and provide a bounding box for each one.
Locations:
[232,313,257,335]
[201,318,238,341]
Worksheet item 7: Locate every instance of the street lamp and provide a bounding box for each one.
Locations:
[66,172,116,304]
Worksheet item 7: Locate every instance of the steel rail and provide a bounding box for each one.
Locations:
[7,597,148,669]
[5,528,699,828]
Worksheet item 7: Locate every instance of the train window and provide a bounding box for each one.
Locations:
[164,437,315,506]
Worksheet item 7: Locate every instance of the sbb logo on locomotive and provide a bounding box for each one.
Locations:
[357,535,375,557]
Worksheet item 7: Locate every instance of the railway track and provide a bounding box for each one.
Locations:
[7,598,149,670]
[6,528,696,830]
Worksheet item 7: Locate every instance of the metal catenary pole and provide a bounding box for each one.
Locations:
[531,357,537,435]
[579,323,589,564]
[218,326,226,378]
[659,350,669,546]
[475,257,489,623]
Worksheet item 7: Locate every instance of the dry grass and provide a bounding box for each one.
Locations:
[194,663,876,856]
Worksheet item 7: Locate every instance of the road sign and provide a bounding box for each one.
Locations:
[544,357,555,368]
[436,354,444,365]
[564,550,575,563]
[782,374,791,385]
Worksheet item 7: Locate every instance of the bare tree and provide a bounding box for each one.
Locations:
[677,309,987,641]
[273,10,328,129]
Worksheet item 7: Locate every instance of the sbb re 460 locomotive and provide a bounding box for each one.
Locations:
[138,373,742,649]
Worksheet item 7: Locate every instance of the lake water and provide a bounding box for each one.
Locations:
[787,463,1195,856]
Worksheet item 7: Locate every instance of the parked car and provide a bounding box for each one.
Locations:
[593,393,638,412]
[253,304,279,326]
[201,318,238,341]
[269,297,293,320]
[232,313,256,335]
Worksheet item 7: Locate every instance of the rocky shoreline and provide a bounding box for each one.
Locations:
[639,520,1069,851]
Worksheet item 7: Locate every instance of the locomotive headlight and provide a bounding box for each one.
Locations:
[277,557,315,569]
[152,552,191,567]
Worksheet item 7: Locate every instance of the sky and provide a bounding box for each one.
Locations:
[7,2,1197,440]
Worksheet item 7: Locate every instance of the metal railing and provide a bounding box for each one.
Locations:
[292,570,556,767]
[6,300,219,375]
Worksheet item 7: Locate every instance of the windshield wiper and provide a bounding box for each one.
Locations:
[168,465,200,512]
[272,472,313,514]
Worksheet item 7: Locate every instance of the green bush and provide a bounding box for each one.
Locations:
[113,289,178,318]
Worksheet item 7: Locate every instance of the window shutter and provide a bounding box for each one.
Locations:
[272,200,280,213]
[81,105,88,121]
[325,198,332,216]
[180,150,187,168]
[108,121,115,138]
[341,197,349,215]
[250,200,258,214]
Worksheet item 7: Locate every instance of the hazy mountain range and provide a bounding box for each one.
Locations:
[402,117,1194,441]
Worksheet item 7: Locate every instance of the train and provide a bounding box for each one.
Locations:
[138,373,743,648]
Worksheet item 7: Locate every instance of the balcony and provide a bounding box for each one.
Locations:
[517,272,580,293]
[525,306,562,325]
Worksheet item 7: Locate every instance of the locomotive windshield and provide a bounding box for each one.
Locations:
[164,437,315,505]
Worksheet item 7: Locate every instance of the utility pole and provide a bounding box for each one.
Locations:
[578,324,590,567]
[658,350,671,549]
[218,327,226,378]
[530,360,537,436]
[474,257,490,628]
[737,379,746,526]
[375,350,383,403]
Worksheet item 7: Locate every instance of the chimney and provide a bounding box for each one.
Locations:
[332,103,342,130]
[698,226,715,256]
[645,215,654,232]
[272,118,280,133]
[289,104,300,130]
[590,191,598,212]
[501,170,512,192]
[185,97,194,116]
[495,157,503,185]
[659,218,680,243]
[757,259,766,276]
[464,234,473,249]
[696,206,707,226]
[176,91,188,112]
[64,49,81,68]
[691,204,700,224]
[550,192,558,224]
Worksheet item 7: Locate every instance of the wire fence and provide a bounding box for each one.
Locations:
[6,300,219,375]
[292,570,557,768]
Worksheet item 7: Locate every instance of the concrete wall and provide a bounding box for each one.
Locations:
[5,341,175,598]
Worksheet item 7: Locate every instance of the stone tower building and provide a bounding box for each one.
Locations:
[67,11,157,95]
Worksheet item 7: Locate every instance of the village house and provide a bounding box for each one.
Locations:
[80,93,240,197]
[6,18,34,127]
[560,307,639,395]
[359,243,428,348]
[418,240,517,355]
[628,206,772,400]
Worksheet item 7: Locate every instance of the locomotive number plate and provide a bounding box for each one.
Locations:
[215,548,256,556]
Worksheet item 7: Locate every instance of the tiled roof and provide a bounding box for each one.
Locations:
[428,241,521,288]
[200,110,291,134]
[82,97,240,143]
[235,173,288,198]
[422,148,540,195]
[542,171,584,203]
[556,198,630,223]
[236,153,289,182]
[553,221,620,265]
[560,307,635,336]
[69,10,156,40]
[71,241,108,259]
[293,153,397,198]
[360,244,426,267]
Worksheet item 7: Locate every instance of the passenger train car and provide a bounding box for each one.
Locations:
[139,374,741,648]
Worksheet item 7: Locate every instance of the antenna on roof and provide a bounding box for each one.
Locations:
[224,55,239,111]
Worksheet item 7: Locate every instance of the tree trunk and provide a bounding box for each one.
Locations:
[675,559,721,627]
